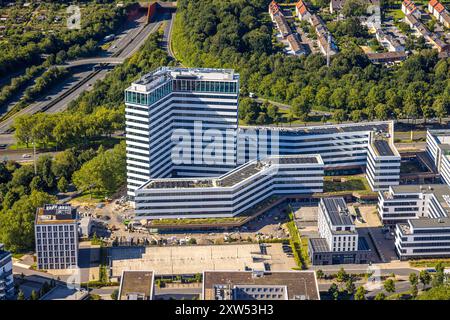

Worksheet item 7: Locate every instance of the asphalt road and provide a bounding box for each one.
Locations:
[0,12,170,134]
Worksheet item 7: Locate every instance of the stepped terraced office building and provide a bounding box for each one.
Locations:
[135,155,324,219]
[125,67,400,218]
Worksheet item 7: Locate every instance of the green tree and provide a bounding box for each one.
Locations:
[336,268,348,282]
[384,279,396,294]
[30,289,39,300]
[14,114,34,148]
[328,283,339,300]
[111,289,119,300]
[433,96,447,124]
[411,284,418,298]
[354,286,366,300]
[419,270,432,289]
[57,176,69,193]
[332,109,346,124]
[346,279,356,295]
[409,273,418,287]
[17,290,25,300]
[374,292,386,300]
[316,269,325,279]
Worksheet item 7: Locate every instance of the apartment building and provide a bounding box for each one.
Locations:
[269,1,291,38]
[202,270,320,300]
[395,217,450,260]
[402,0,422,18]
[366,135,401,192]
[309,198,371,265]
[124,67,240,197]
[310,14,338,56]
[427,129,450,186]
[286,33,306,55]
[134,155,324,219]
[375,29,405,52]
[0,244,13,300]
[378,184,450,225]
[35,204,79,270]
[428,0,450,28]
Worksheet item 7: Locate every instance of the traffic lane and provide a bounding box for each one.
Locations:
[0,150,58,162]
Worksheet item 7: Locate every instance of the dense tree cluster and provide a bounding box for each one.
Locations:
[14,107,124,149]
[239,98,281,125]
[0,3,126,78]
[0,147,99,252]
[73,141,126,197]
[173,0,450,123]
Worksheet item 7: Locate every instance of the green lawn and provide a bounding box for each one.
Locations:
[286,212,309,269]
[151,217,245,225]
[324,175,371,193]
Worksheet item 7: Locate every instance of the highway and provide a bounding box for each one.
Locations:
[0,12,172,134]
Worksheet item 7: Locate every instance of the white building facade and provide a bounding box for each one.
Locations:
[395,218,450,260]
[317,198,358,252]
[134,155,324,219]
[0,244,13,300]
[378,184,450,225]
[125,67,240,198]
[35,204,79,270]
[426,129,450,186]
[366,134,401,192]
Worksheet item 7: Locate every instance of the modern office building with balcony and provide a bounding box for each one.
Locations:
[308,198,371,265]
[35,204,79,270]
[0,244,13,300]
[378,184,450,225]
[366,133,401,192]
[134,155,324,219]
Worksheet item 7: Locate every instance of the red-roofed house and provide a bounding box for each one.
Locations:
[428,0,450,28]
[269,0,281,20]
[402,0,422,18]
[296,0,311,21]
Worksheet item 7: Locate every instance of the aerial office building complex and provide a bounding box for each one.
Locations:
[308,198,371,265]
[35,204,79,270]
[135,155,324,219]
[125,67,400,218]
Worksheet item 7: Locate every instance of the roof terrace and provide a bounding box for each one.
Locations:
[141,155,321,190]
